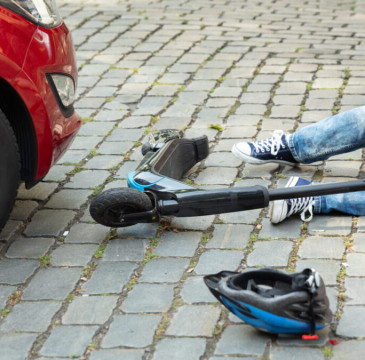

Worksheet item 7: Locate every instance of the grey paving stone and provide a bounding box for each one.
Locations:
[84,155,122,170]
[122,283,174,313]
[84,261,137,294]
[0,333,37,360]
[102,314,161,348]
[45,189,93,209]
[0,301,61,332]
[89,349,144,360]
[276,327,329,347]
[152,337,206,360]
[149,84,180,96]
[106,128,144,142]
[24,209,76,237]
[259,218,302,239]
[298,236,344,259]
[66,170,110,189]
[63,295,118,324]
[332,339,365,360]
[22,268,82,300]
[170,215,215,231]
[221,126,257,139]
[133,96,171,116]
[352,232,365,252]
[103,238,148,261]
[270,105,300,118]
[344,278,365,305]
[139,258,190,283]
[17,182,58,201]
[0,285,14,309]
[115,161,138,178]
[204,152,242,167]
[97,142,130,156]
[195,249,243,275]
[10,200,38,221]
[337,306,365,337]
[64,223,110,244]
[164,102,197,117]
[43,165,73,182]
[195,167,237,185]
[0,260,38,285]
[207,224,252,249]
[50,244,98,267]
[308,215,352,236]
[312,78,343,89]
[347,253,365,276]
[357,217,365,232]
[6,237,54,259]
[220,209,262,225]
[324,160,361,177]
[154,231,201,257]
[243,162,280,177]
[69,136,103,150]
[116,223,158,239]
[270,346,325,360]
[180,276,215,303]
[215,324,269,356]
[276,82,307,94]
[236,104,267,116]
[119,116,150,129]
[210,358,256,360]
[247,240,292,267]
[178,91,208,105]
[78,122,115,136]
[59,149,90,164]
[166,305,220,336]
[296,259,340,286]
[39,325,98,357]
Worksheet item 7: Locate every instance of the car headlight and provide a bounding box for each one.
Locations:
[0,0,61,28]
[47,74,76,117]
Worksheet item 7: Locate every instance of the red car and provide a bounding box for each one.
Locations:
[0,0,81,231]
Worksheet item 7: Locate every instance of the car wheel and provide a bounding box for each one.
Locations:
[0,109,20,232]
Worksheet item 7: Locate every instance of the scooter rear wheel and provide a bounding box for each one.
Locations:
[90,188,153,227]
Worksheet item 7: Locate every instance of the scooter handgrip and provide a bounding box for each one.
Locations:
[171,186,270,217]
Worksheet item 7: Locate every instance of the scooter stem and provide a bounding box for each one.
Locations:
[268,179,365,200]
[158,179,365,218]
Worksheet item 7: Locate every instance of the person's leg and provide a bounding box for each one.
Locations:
[290,106,365,163]
[232,106,365,165]
[271,176,365,224]
[316,191,365,216]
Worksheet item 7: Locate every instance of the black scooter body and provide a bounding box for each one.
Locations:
[90,129,365,227]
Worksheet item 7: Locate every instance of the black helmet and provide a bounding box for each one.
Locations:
[204,268,331,336]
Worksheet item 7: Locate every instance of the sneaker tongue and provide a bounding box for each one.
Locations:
[283,134,290,144]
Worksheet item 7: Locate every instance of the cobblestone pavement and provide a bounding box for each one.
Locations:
[1,0,365,359]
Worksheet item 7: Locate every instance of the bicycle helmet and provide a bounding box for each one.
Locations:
[204,268,331,336]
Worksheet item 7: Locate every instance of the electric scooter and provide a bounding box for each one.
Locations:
[90,129,365,227]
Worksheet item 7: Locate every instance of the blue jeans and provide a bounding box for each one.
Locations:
[288,105,365,216]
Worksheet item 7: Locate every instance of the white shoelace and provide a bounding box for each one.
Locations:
[287,197,315,222]
[252,130,287,155]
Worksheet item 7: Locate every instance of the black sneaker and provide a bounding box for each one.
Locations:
[232,130,298,166]
[270,176,315,224]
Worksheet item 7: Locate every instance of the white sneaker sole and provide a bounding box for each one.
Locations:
[270,176,299,224]
[231,144,297,166]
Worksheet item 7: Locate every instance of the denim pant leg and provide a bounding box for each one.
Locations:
[315,192,365,216]
[289,105,365,163]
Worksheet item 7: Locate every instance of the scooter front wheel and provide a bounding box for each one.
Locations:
[90,188,153,227]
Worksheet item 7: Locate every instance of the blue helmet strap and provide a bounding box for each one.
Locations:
[292,269,319,335]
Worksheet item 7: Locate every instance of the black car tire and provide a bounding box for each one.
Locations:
[0,109,20,232]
